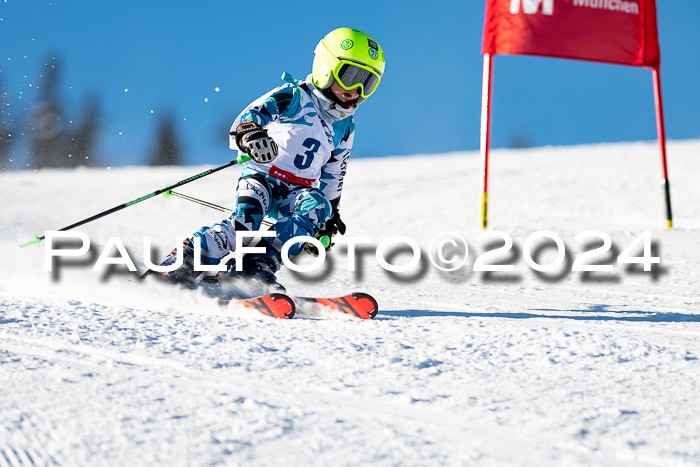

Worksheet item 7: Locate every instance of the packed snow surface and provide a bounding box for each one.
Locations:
[1,140,699,466]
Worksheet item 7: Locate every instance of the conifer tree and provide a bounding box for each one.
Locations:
[30,57,67,168]
[65,96,102,167]
[149,113,183,166]
[0,82,14,171]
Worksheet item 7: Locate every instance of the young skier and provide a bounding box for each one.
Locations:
[152,27,385,291]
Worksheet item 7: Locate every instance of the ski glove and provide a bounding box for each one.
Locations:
[304,210,347,256]
[233,122,278,164]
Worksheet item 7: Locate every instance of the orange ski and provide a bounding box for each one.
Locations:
[222,293,295,319]
[297,293,378,319]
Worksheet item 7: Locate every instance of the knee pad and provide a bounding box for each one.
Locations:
[293,190,332,228]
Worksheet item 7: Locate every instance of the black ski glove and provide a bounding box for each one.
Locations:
[304,210,346,256]
[232,122,278,164]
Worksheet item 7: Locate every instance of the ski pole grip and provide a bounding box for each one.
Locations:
[236,154,252,164]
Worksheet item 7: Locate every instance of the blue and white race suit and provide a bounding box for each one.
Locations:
[189,76,356,266]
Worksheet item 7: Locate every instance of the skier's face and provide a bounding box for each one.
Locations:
[330,80,360,105]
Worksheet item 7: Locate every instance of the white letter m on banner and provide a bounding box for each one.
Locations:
[510,0,554,15]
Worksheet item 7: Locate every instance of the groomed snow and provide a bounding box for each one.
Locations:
[1,140,699,466]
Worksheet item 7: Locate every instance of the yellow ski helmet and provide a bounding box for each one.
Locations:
[312,28,385,105]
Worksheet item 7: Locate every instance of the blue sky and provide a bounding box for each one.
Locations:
[1,0,699,167]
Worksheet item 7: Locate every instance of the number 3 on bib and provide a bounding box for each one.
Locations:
[294,138,321,170]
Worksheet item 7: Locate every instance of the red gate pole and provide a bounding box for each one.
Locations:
[480,53,494,229]
[652,67,673,229]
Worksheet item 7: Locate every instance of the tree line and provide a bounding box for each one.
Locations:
[0,57,184,171]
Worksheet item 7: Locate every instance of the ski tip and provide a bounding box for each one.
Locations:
[352,292,379,319]
[297,293,378,319]
[269,293,296,319]
[20,234,41,248]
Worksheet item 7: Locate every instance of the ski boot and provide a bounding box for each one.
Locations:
[218,254,285,296]
[241,255,280,286]
[144,238,199,289]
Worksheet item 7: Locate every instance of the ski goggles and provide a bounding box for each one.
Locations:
[332,60,382,99]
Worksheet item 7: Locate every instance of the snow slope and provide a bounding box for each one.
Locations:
[1,140,699,466]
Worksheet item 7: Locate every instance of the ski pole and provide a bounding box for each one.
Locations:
[163,189,233,214]
[163,188,332,250]
[163,189,279,230]
[20,154,252,248]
